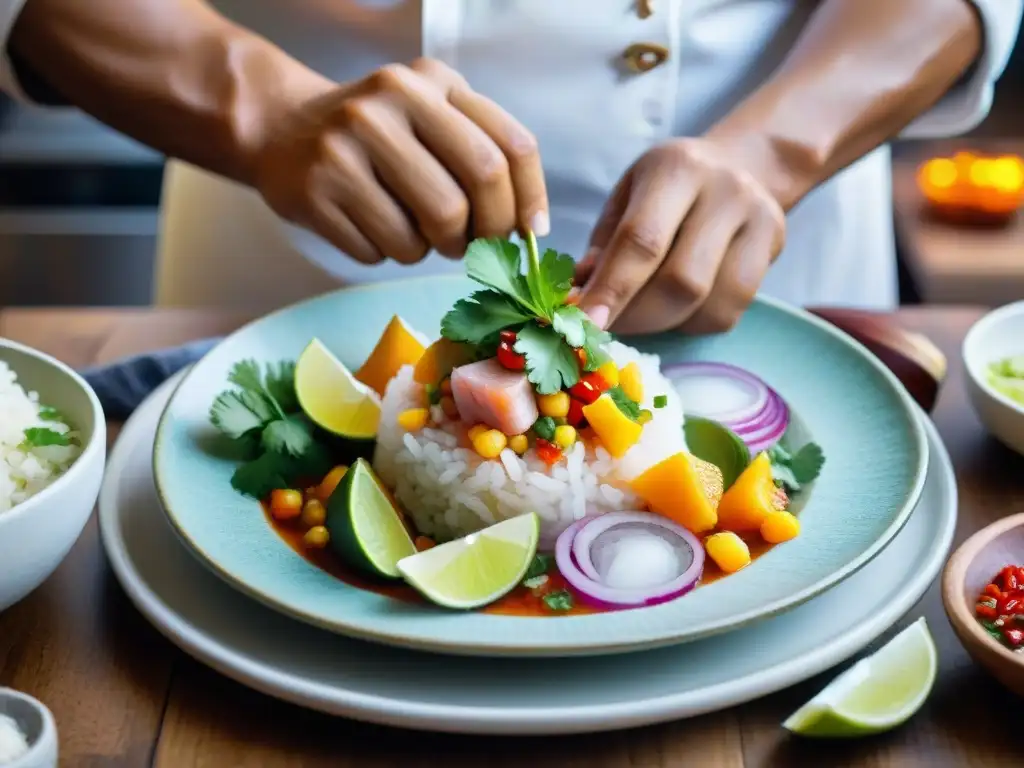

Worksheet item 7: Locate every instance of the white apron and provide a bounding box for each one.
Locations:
[154,0,1016,314]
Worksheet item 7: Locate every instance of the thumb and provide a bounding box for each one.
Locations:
[575,177,630,324]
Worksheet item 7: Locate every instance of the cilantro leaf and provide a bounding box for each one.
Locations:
[265,361,298,413]
[261,417,313,457]
[523,554,553,582]
[981,620,1005,643]
[527,248,575,318]
[514,322,581,395]
[227,360,264,394]
[606,386,642,421]
[768,443,792,464]
[230,451,296,499]
[581,321,612,371]
[22,427,71,448]
[771,463,801,492]
[210,391,272,439]
[542,590,574,612]
[37,405,63,421]
[464,238,538,314]
[788,443,825,484]
[552,305,588,348]
[441,290,533,345]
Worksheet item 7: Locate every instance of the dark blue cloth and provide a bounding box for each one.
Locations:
[80,337,222,420]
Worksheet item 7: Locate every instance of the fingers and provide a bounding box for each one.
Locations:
[306,198,382,265]
[677,206,783,335]
[578,168,701,330]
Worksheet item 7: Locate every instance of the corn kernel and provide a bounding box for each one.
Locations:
[300,498,327,528]
[553,424,577,449]
[472,429,508,459]
[270,489,303,520]
[439,395,459,419]
[760,510,801,544]
[508,434,529,455]
[468,424,488,442]
[705,531,751,574]
[397,407,430,432]
[618,362,644,403]
[303,526,330,549]
[537,391,570,419]
[597,361,620,388]
[637,409,653,425]
[317,465,348,502]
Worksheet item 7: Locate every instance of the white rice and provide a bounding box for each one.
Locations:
[373,341,686,546]
[0,361,82,515]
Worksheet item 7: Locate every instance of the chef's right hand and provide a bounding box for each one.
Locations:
[253,58,549,264]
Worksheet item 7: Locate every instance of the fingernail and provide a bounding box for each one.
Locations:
[530,210,550,238]
[579,247,599,268]
[586,304,610,330]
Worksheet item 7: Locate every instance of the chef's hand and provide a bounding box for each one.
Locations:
[576,138,785,335]
[253,58,548,264]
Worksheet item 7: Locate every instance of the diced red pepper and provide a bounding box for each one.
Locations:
[497,340,526,371]
[1004,628,1024,646]
[569,372,610,404]
[566,397,587,428]
[1000,596,1023,615]
[998,566,1019,593]
[535,438,563,466]
[499,330,518,344]
[976,603,998,620]
[984,583,1003,600]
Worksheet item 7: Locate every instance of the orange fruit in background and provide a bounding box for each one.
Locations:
[355,315,428,396]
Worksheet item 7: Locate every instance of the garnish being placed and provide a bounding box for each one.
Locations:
[440,236,610,394]
[210,359,332,498]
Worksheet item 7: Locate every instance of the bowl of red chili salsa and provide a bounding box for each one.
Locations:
[943,512,1024,696]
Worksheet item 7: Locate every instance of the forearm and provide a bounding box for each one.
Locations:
[706,0,983,211]
[8,0,332,185]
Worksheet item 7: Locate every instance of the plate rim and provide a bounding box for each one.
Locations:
[102,373,953,734]
[152,282,930,655]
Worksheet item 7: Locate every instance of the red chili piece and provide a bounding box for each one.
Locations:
[535,439,563,466]
[566,397,587,428]
[497,330,526,371]
[569,372,610,404]
[976,564,1024,649]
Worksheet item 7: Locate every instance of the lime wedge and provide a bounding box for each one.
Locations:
[325,458,416,579]
[398,513,540,609]
[295,338,380,440]
[783,617,937,738]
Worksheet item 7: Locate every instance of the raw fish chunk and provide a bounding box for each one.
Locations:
[450,359,539,436]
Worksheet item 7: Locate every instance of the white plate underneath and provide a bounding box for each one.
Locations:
[98,374,957,735]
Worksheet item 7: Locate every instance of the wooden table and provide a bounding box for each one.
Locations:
[2,307,1024,768]
[892,141,1024,306]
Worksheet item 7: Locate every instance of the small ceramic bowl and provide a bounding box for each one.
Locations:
[0,688,57,768]
[942,513,1024,696]
[0,339,105,612]
[963,301,1024,457]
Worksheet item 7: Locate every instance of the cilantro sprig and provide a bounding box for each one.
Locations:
[209,360,331,498]
[441,235,611,394]
[21,427,72,449]
[768,442,825,493]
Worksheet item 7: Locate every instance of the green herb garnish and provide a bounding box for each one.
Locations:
[606,386,642,421]
[533,416,557,442]
[768,441,825,493]
[440,235,611,393]
[210,360,331,498]
[37,405,64,421]
[653,395,668,409]
[981,620,1005,643]
[21,427,71,448]
[523,554,553,582]
[542,589,574,612]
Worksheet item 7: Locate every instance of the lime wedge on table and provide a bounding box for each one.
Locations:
[295,338,380,440]
[398,513,540,610]
[325,458,416,579]
[783,617,937,738]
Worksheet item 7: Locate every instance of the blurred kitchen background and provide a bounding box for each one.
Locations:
[1,43,1024,308]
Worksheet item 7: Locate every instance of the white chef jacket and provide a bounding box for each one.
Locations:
[2,0,1021,313]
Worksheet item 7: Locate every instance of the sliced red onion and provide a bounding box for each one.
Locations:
[555,512,704,610]
[663,361,790,454]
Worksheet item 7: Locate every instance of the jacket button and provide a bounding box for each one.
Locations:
[622,43,669,73]
[636,0,654,18]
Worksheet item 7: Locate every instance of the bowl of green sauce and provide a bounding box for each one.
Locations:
[963,301,1024,457]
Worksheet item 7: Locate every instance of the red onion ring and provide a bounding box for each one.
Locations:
[555,512,705,610]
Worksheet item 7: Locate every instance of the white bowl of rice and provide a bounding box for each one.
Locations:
[0,339,105,612]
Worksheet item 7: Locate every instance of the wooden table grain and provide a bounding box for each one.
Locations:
[2,306,1023,768]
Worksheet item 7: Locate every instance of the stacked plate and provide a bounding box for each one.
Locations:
[97,278,957,735]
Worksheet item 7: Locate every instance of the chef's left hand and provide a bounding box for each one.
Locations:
[577,138,786,335]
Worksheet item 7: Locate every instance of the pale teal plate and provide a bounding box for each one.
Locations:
[153,279,928,657]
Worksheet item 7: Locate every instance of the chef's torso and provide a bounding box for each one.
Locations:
[158,0,897,310]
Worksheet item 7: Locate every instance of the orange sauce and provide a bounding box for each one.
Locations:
[266,507,775,616]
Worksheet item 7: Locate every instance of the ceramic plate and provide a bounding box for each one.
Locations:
[154,280,928,656]
[109,376,953,733]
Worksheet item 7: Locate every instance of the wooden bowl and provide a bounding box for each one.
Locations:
[942,513,1024,696]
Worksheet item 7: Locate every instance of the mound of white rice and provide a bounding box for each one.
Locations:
[0,361,82,514]
[373,341,686,546]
